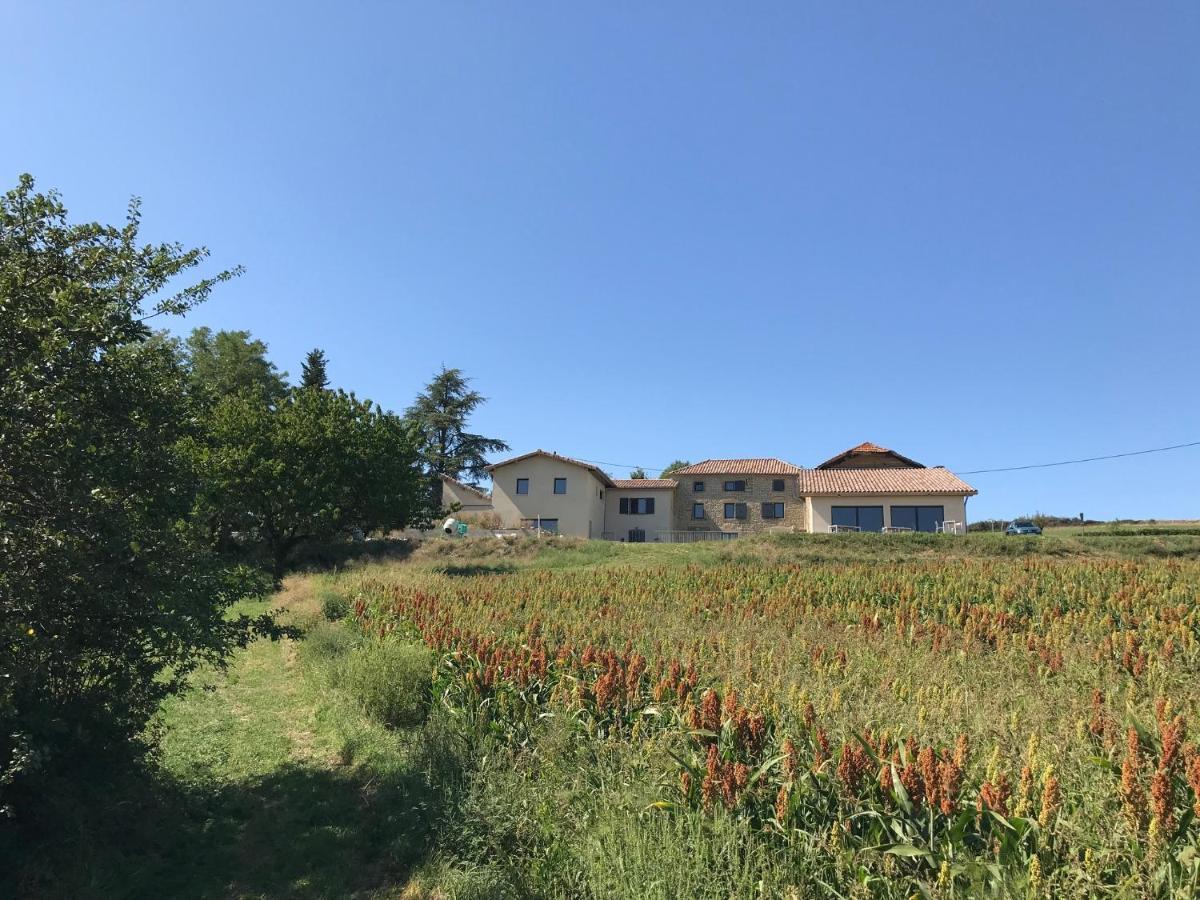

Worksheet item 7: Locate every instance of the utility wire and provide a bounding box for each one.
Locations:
[565,440,1200,478]
[954,440,1200,475]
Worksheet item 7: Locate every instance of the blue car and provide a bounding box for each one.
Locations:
[1005,520,1042,536]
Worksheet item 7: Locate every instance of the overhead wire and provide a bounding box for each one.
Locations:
[564,440,1200,477]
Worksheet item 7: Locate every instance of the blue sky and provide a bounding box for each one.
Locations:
[5,2,1197,520]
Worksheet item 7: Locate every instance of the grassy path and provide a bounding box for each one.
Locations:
[17,579,443,899]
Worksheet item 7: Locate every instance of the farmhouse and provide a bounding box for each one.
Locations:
[458,442,976,541]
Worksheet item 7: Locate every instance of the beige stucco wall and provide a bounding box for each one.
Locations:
[808,495,969,533]
[673,474,805,533]
[489,455,607,538]
[603,488,676,541]
[441,479,493,513]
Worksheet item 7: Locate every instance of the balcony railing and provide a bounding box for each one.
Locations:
[657,530,739,543]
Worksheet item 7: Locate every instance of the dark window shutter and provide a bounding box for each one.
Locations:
[761,502,772,519]
[620,497,629,514]
[647,497,655,514]
[737,503,747,520]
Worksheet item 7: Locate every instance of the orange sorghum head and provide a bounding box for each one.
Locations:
[979,773,1012,817]
[701,689,722,734]
[1160,715,1185,774]
[813,727,831,771]
[938,754,964,816]
[781,737,798,781]
[1038,774,1061,828]
[1150,769,1174,832]
[1185,749,1200,817]
[899,761,923,810]
[775,784,790,824]
[953,734,969,770]
[1121,728,1146,831]
[918,746,940,810]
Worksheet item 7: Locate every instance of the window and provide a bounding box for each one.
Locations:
[554,477,567,494]
[772,479,785,492]
[692,503,705,520]
[516,478,529,495]
[619,497,656,515]
[521,518,558,533]
[693,481,705,492]
[762,502,785,519]
[830,506,884,532]
[627,528,646,543]
[724,502,747,520]
[723,480,746,492]
[890,505,945,533]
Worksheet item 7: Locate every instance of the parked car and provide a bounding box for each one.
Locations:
[1005,520,1042,536]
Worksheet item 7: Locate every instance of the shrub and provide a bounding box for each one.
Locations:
[345,640,432,729]
[0,176,265,815]
[302,621,360,668]
[318,586,351,621]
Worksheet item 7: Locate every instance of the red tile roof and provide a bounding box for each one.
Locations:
[800,467,976,495]
[611,479,679,489]
[816,442,925,469]
[485,449,616,487]
[669,458,804,476]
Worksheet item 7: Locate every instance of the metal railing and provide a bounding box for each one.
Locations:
[657,530,739,543]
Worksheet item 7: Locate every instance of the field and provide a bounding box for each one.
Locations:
[9,529,1200,898]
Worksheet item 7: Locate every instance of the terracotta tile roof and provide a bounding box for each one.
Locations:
[800,467,976,496]
[439,474,491,501]
[485,449,616,487]
[816,442,924,469]
[611,479,679,489]
[669,458,803,476]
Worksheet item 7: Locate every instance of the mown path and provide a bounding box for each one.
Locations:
[18,579,437,900]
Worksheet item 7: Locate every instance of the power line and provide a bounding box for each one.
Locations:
[954,440,1200,475]
[567,439,1200,478]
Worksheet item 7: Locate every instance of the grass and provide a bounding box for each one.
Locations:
[3,580,460,899]
[9,531,1200,897]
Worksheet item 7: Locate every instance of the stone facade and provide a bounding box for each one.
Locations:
[673,473,807,533]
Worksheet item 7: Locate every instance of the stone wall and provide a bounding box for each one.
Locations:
[672,474,806,533]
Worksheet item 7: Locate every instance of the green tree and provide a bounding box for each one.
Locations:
[300,347,330,389]
[405,367,509,508]
[628,468,648,479]
[192,388,425,578]
[660,460,691,477]
[183,326,288,405]
[0,175,270,811]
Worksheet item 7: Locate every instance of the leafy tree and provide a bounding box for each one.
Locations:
[405,367,509,508]
[301,347,330,390]
[192,388,425,578]
[628,468,648,479]
[0,175,271,811]
[660,460,691,477]
[183,326,288,405]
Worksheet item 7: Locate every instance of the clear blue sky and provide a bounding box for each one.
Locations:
[5,2,1197,520]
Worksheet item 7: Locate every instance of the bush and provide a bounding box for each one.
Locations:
[318,587,351,621]
[0,176,265,815]
[302,621,360,669]
[344,640,432,729]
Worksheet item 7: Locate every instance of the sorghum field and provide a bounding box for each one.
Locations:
[12,531,1200,898]
[339,533,1200,897]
